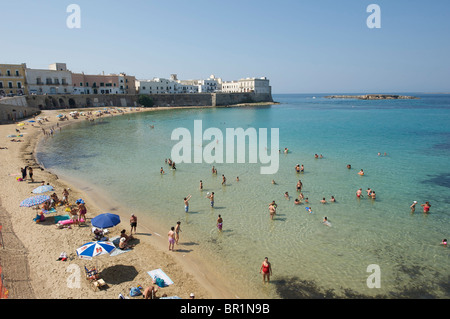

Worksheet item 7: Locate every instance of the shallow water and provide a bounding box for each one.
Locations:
[37,94,450,298]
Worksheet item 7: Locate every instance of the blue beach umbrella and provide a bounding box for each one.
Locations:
[91,213,121,229]
[32,185,54,194]
[76,241,116,260]
[28,120,36,123]
[20,195,50,207]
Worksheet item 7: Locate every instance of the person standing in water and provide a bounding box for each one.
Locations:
[184,195,192,213]
[259,257,272,284]
[175,221,181,244]
[217,215,223,231]
[410,201,417,213]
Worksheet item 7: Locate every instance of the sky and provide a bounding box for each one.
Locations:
[1,0,449,93]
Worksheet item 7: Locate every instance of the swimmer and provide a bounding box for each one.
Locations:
[298,192,304,200]
[440,239,447,247]
[330,196,336,202]
[271,180,277,185]
[160,167,165,174]
[320,197,326,204]
[347,164,351,169]
[206,192,214,208]
[184,195,192,213]
[296,180,303,192]
[217,215,223,231]
[421,201,431,214]
[295,164,300,173]
[199,180,203,190]
[366,188,372,196]
[410,201,418,213]
[371,191,376,200]
[284,148,289,154]
[269,204,276,219]
[314,154,319,159]
[222,174,226,185]
[358,169,364,176]
[300,164,304,172]
[305,197,309,203]
[356,188,363,198]
[322,216,331,226]
[284,192,290,200]
[305,206,312,213]
[236,176,239,182]
[294,198,301,205]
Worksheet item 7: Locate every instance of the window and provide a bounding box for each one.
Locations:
[36,77,42,85]
[8,82,13,88]
[15,70,20,76]
[17,82,22,88]
[100,82,104,87]
[80,82,83,86]
[86,82,89,86]
[6,70,11,76]
[0,82,3,88]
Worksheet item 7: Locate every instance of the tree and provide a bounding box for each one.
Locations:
[138,95,154,107]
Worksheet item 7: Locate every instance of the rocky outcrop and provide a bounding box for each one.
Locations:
[324,94,419,100]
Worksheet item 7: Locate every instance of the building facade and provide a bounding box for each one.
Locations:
[221,77,271,94]
[0,63,27,96]
[26,63,74,95]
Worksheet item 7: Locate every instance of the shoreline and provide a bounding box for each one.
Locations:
[0,105,250,299]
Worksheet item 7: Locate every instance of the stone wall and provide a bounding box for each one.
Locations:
[24,92,274,110]
[0,103,40,123]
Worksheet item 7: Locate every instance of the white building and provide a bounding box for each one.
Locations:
[221,77,271,94]
[136,78,176,94]
[26,63,74,95]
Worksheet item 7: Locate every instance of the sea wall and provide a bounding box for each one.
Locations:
[24,92,274,110]
[0,96,40,123]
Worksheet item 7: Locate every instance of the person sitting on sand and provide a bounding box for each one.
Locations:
[119,237,134,250]
[120,229,134,243]
[143,285,159,299]
[50,193,60,208]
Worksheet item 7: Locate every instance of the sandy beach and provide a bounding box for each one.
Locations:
[0,106,236,299]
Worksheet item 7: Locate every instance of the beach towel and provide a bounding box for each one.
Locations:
[54,215,70,223]
[110,236,131,257]
[147,269,174,286]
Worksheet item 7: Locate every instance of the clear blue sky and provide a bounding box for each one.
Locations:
[1,0,449,93]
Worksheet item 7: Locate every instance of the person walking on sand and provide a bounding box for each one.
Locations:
[21,166,27,180]
[168,227,176,251]
[184,194,192,213]
[130,214,137,235]
[28,167,34,183]
[259,257,272,284]
[175,221,181,244]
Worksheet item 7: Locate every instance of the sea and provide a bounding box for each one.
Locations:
[36,93,450,299]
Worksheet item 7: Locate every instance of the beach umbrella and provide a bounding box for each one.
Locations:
[20,195,50,207]
[28,120,36,123]
[91,213,121,229]
[76,241,116,260]
[32,185,54,194]
[17,123,24,126]
[56,114,64,118]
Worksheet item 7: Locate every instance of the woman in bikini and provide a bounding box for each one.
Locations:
[259,257,272,284]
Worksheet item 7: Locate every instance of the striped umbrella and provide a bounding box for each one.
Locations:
[19,195,50,207]
[32,185,54,194]
[76,241,116,260]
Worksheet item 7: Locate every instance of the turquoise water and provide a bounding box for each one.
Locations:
[37,94,450,298]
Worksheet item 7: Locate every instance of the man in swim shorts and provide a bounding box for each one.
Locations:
[184,195,192,213]
[130,214,137,235]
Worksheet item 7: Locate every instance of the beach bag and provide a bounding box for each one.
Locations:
[129,286,142,297]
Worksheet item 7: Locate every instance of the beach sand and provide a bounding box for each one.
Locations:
[0,106,236,299]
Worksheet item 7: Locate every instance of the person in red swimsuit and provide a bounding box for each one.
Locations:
[259,257,272,284]
[421,201,431,213]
